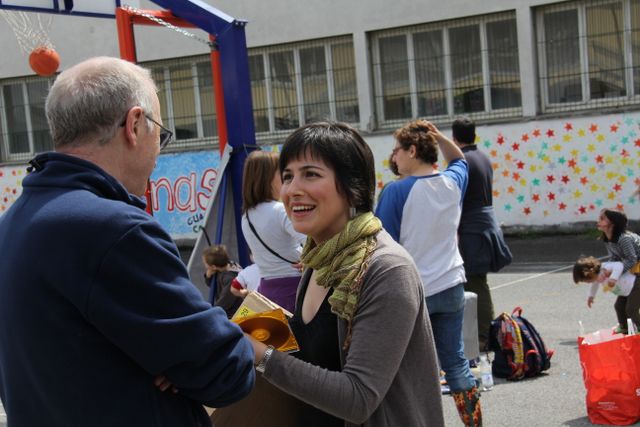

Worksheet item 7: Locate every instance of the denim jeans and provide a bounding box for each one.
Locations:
[426,283,477,392]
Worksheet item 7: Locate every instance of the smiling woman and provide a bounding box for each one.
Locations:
[246,121,444,427]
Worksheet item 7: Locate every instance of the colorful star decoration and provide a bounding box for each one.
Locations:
[453,117,639,222]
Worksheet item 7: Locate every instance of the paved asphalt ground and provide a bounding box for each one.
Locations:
[1,233,638,426]
[441,233,640,427]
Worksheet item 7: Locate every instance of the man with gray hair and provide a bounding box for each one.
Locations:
[0,57,255,426]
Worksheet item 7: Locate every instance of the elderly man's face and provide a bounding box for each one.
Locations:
[130,86,162,197]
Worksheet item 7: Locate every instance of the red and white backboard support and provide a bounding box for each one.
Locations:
[0,0,257,275]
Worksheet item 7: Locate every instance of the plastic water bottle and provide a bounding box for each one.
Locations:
[479,354,494,391]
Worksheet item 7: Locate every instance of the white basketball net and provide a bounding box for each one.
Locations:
[0,10,54,54]
[122,5,214,48]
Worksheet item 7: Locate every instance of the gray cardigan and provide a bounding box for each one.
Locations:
[263,230,444,426]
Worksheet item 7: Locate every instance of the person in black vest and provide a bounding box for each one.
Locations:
[454,117,512,352]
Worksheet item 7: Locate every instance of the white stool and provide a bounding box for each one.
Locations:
[463,291,480,360]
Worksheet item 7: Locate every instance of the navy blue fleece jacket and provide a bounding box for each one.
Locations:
[0,153,254,427]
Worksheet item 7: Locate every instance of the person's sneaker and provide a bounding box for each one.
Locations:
[613,325,628,335]
[440,371,450,394]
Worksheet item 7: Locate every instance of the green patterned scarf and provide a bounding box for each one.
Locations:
[300,212,381,348]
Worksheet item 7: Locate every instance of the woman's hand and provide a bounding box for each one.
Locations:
[423,120,464,162]
[587,296,595,308]
[292,262,304,273]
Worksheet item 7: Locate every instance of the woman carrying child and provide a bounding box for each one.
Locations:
[593,208,640,333]
[574,256,640,333]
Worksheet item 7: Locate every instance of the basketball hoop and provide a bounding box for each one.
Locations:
[0,9,60,76]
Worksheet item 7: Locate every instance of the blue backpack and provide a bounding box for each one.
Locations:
[488,307,554,380]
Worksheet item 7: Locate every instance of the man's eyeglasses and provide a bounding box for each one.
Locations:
[144,114,173,150]
[120,111,173,151]
[391,146,401,156]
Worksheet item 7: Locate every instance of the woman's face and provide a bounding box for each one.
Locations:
[597,211,613,234]
[391,140,414,176]
[281,154,350,244]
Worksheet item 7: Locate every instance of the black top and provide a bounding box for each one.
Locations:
[461,144,493,211]
[289,274,342,427]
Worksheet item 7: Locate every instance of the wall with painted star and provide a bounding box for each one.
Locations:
[1,112,639,235]
[0,166,24,215]
[372,111,640,227]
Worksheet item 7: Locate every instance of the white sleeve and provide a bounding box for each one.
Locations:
[606,262,624,281]
[588,282,599,298]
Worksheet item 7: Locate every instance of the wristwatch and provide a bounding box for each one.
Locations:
[255,345,275,373]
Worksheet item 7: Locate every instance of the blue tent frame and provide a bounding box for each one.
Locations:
[149,1,256,267]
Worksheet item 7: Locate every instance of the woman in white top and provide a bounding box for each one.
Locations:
[241,150,306,312]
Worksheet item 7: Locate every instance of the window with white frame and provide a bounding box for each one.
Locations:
[0,77,52,162]
[537,0,640,112]
[0,40,358,162]
[248,36,359,134]
[0,57,221,162]
[371,12,521,127]
[149,56,220,149]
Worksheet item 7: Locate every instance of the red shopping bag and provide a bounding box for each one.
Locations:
[578,331,640,425]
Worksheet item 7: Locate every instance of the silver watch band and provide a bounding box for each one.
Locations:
[256,345,275,373]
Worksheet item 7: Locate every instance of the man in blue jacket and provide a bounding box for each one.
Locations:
[0,56,255,426]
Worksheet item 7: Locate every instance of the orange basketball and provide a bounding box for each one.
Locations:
[29,46,60,77]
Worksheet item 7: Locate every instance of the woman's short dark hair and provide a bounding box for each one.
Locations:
[394,119,438,165]
[601,208,628,243]
[279,121,375,213]
[242,150,279,213]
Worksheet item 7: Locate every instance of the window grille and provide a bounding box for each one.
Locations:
[536,0,640,113]
[248,36,359,137]
[371,11,522,128]
[0,76,52,163]
[148,55,219,152]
